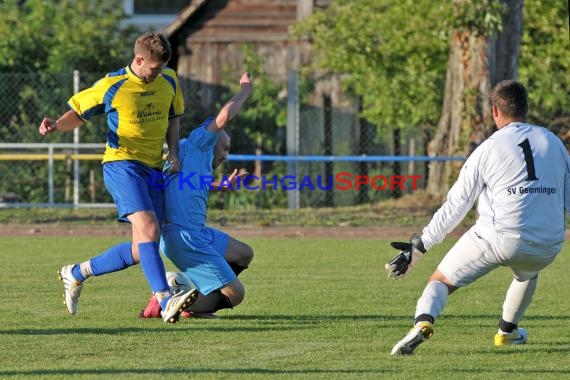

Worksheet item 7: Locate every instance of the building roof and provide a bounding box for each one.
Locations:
[163,1,330,42]
[162,0,209,37]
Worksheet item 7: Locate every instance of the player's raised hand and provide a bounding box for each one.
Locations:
[240,72,252,91]
[233,168,249,187]
[222,169,239,191]
[218,168,249,191]
[39,117,57,136]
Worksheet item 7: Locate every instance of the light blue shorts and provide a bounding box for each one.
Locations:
[160,223,234,295]
[103,160,164,223]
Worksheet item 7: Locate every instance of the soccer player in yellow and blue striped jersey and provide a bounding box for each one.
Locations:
[39,32,197,323]
[67,62,184,168]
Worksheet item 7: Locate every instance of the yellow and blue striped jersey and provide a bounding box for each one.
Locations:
[68,65,184,168]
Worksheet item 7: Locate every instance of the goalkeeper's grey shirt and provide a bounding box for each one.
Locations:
[422,122,570,251]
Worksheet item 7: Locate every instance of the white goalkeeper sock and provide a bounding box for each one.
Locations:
[502,276,537,325]
[415,280,449,322]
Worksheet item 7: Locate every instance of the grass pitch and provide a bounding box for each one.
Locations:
[1,235,569,379]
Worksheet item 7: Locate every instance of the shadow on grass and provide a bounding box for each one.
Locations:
[3,313,569,336]
[435,314,570,321]
[0,314,404,336]
[226,313,570,324]
[224,314,404,321]
[0,368,395,377]
[1,366,569,377]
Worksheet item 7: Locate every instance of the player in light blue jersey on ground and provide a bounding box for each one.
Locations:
[386,80,570,355]
[140,72,254,318]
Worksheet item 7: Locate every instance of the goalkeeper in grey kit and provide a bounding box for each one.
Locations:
[386,80,570,355]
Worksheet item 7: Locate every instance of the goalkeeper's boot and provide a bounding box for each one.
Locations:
[161,288,199,323]
[58,264,83,315]
[391,321,434,355]
[494,328,528,346]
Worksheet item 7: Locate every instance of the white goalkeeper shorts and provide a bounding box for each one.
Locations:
[438,223,562,287]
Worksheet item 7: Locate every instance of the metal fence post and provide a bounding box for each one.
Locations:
[48,145,54,205]
[286,71,300,209]
[73,70,80,208]
[323,94,333,207]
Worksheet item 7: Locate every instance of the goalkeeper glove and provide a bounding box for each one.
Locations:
[385,233,427,279]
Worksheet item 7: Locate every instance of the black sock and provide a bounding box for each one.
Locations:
[499,319,517,333]
[229,263,247,276]
[414,314,435,325]
[213,291,233,312]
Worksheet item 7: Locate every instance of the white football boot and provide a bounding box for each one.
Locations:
[161,289,199,323]
[391,321,434,355]
[58,264,83,315]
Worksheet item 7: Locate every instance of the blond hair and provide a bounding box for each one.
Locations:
[134,32,172,64]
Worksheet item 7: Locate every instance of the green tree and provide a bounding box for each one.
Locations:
[0,0,136,73]
[294,0,450,131]
[427,0,569,197]
[0,0,136,203]
[0,0,137,143]
[519,0,570,143]
[296,0,556,199]
[233,44,287,162]
[426,0,522,198]
[293,0,451,201]
[211,44,288,210]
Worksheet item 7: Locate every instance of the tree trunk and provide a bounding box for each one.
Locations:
[427,0,523,199]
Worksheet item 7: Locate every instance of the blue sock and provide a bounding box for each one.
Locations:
[71,264,85,282]
[138,242,171,308]
[89,242,135,276]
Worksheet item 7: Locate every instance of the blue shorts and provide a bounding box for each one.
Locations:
[103,160,164,223]
[160,223,234,295]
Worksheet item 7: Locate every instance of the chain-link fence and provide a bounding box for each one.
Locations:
[0,71,207,205]
[292,93,427,208]
[0,71,429,208]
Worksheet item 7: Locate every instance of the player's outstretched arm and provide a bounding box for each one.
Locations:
[385,233,427,279]
[207,72,252,132]
[39,110,84,135]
